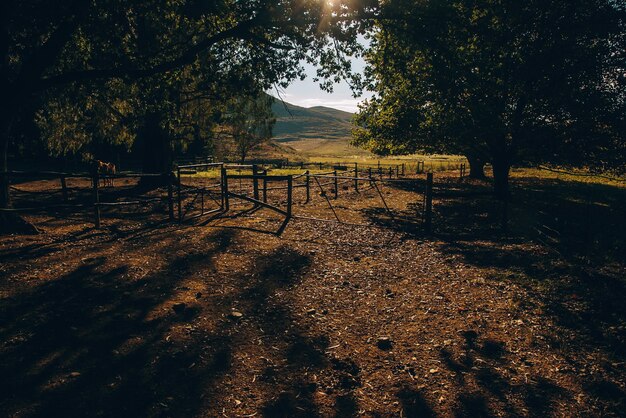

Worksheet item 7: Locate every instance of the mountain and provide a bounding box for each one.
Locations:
[269,98,369,157]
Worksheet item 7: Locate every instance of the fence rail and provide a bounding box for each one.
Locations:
[3,162,436,232]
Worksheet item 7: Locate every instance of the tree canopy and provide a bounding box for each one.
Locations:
[354,0,626,195]
[1,0,378,227]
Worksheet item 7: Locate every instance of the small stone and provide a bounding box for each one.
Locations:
[377,337,393,350]
[429,368,439,374]
[229,311,244,319]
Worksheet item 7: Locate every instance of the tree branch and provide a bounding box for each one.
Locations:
[35,15,265,91]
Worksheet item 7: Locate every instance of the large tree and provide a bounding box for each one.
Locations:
[354,0,625,197]
[1,0,377,232]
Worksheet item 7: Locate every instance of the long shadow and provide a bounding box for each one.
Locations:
[431,176,626,416]
[1,233,372,417]
[437,330,574,417]
[223,246,368,417]
[0,229,238,417]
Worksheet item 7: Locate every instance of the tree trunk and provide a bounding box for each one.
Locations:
[492,158,511,200]
[0,127,9,209]
[466,155,487,179]
[0,120,39,234]
[138,113,171,189]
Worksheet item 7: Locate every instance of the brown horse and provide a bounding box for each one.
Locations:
[90,160,116,187]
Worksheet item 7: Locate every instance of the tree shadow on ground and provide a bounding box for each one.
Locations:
[0,229,238,417]
[365,175,625,416]
[437,330,573,418]
[1,230,373,417]
[429,177,626,416]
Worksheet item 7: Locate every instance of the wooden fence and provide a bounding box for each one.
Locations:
[2,162,437,232]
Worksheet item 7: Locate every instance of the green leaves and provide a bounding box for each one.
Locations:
[5,0,378,162]
[355,0,625,171]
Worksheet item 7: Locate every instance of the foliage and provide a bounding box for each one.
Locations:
[354,0,626,194]
[219,94,276,162]
[1,0,379,216]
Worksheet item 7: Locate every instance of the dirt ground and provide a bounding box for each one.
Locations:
[1,172,625,417]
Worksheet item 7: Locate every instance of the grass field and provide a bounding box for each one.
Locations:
[510,167,626,189]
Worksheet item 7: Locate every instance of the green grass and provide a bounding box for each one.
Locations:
[183,167,341,179]
[510,167,626,189]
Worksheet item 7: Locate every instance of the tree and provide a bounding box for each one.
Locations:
[220,94,275,163]
[1,0,377,232]
[354,0,625,197]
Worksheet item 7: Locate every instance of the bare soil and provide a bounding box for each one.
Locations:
[1,172,625,417]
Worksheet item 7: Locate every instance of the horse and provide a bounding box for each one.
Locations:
[90,160,116,187]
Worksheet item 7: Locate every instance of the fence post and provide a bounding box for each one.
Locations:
[219,163,225,210]
[92,173,101,229]
[305,170,310,203]
[221,167,229,211]
[402,163,405,176]
[333,170,338,199]
[167,172,174,221]
[368,167,373,187]
[354,163,359,192]
[287,175,293,218]
[201,186,204,215]
[252,164,259,204]
[262,169,268,203]
[389,167,393,179]
[177,167,182,222]
[424,173,433,234]
[60,175,68,202]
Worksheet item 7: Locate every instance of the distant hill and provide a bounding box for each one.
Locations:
[270,98,370,157]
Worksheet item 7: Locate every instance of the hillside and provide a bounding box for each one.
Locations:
[270,98,370,157]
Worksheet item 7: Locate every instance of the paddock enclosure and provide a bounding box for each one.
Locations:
[3,161,623,264]
[1,160,467,234]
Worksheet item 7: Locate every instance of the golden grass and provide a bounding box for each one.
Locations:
[510,167,626,189]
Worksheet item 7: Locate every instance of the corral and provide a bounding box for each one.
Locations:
[1,160,462,234]
[1,164,625,417]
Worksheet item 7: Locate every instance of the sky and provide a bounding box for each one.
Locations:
[273,56,373,114]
